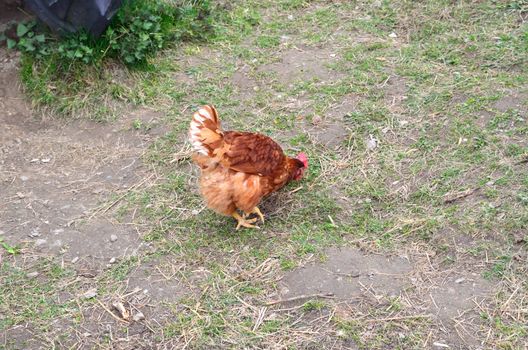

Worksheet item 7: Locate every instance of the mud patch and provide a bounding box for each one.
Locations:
[259,45,342,85]
[281,247,412,299]
[493,92,528,113]
[127,258,188,303]
[0,47,162,270]
[281,246,497,348]
[383,75,408,114]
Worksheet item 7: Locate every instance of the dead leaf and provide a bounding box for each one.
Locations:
[81,288,97,299]
[112,301,130,320]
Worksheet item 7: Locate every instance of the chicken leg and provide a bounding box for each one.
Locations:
[242,207,265,224]
[232,212,259,230]
[250,207,265,224]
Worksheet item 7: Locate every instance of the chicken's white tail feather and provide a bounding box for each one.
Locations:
[189,105,221,155]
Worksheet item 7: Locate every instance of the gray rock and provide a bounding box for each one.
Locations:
[34,239,47,247]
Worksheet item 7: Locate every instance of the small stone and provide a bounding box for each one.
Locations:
[287,14,294,20]
[191,209,199,215]
[513,232,526,244]
[27,272,39,278]
[71,256,79,264]
[20,175,29,181]
[455,278,465,284]
[312,115,323,125]
[109,257,116,264]
[29,229,41,238]
[366,135,378,151]
[133,312,145,322]
[110,234,118,242]
[389,32,398,38]
[41,158,51,163]
[82,288,98,299]
[34,239,47,247]
[486,180,494,186]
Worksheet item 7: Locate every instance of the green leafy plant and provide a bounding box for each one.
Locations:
[0,238,20,255]
[4,0,214,67]
[8,22,48,58]
[56,34,95,64]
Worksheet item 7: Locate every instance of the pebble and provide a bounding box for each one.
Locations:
[27,272,39,278]
[312,115,323,125]
[455,278,465,284]
[389,32,398,38]
[29,229,41,238]
[133,311,145,322]
[110,234,118,242]
[109,257,116,264]
[34,239,47,247]
[20,175,29,181]
[71,256,79,264]
[82,288,98,299]
[366,135,378,151]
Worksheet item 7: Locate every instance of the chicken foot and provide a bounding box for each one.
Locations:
[241,207,265,224]
[232,212,259,230]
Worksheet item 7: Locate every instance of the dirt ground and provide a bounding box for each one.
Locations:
[0,46,498,349]
[1,1,527,349]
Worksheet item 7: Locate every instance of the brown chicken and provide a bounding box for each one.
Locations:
[189,105,308,229]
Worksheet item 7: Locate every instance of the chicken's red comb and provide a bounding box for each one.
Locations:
[296,152,308,167]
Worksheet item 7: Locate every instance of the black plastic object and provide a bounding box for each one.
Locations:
[24,0,123,37]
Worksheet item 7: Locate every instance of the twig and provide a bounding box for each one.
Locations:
[265,292,335,306]
[365,314,432,322]
[515,156,528,165]
[288,186,303,194]
[443,188,478,203]
[96,299,129,324]
[88,173,154,220]
[252,307,267,331]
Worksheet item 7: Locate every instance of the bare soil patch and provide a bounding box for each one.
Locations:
[0,46,161,267]
[281,246,497,348]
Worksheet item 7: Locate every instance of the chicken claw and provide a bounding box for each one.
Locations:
[232,212,259,230]
[249,207,265,224]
